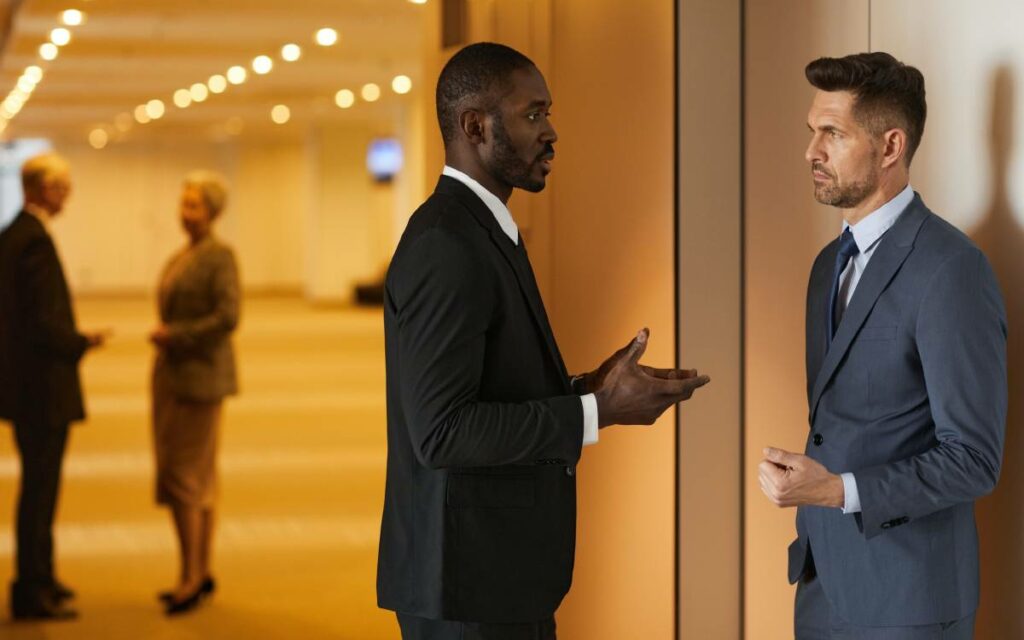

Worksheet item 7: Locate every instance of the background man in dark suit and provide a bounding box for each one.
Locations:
[377,43,710,640]
[758,53,1007,638]
[0,152,107,620]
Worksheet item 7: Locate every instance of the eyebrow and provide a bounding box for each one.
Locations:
[808,123,842,134]
[526,99,551,109]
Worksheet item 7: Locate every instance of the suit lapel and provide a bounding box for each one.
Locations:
[436,177,571,392]
[809,196,930,424]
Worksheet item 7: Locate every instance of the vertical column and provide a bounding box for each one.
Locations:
[676,1,742,637]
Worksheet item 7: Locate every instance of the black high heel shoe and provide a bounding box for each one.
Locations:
[158,576,215,604]
[162,577,216,615]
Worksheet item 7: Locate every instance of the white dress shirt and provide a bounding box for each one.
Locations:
[442,166,600,446]
[836,183,915,514]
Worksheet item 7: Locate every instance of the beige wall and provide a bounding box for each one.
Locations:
[43,118,415,302]
[743,2,868,637]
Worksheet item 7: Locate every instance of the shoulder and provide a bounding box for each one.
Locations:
[910,208,985,276]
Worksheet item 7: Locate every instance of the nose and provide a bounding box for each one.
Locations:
[543,119,558,145]
[805,134,825,165]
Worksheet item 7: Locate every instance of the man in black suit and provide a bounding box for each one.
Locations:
[377,43,710,639]
[0,152,106,620]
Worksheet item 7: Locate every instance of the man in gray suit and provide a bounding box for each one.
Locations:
[758,53,1007,638]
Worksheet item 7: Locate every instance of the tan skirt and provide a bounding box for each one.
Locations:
[152,373,222,509]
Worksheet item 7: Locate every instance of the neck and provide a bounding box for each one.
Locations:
[23,200,53,219]
[841,172,910,226]
[446,152,512,204]
[189,231,209,246]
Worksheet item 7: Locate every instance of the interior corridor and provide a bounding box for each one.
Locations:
[0,296,397,639]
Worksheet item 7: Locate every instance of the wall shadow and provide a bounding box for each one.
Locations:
[969,63,1024,637]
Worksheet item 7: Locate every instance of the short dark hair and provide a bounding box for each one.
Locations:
[436,42,536,146]
[805,52,927,165]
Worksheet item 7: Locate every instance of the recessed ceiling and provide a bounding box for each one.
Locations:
[0,0,428,141]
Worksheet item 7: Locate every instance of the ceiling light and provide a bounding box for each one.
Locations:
[24,66,43,84]
[335,89,355,109]
[17,78,36,94]
[145,99,165,120]
[208,74,227,94]
[252,55,273,74]
[173,89,192,109]
[50,28,72,46]
[134,105,151,124]
[271,104,291,124]
[61,10,85,26]
[361,83,381,102]
[281,44,301,62]
[89,128,108,150]
[40,43,59,60]
[190,83,209,102]
[409,0,428,4]
[227,66,247,85]
[315,28,338,46]
[114,112,133,132]
[392,75,413,94]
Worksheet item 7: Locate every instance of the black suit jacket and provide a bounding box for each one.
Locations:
[0,211,88,427]
[377,176,584,623]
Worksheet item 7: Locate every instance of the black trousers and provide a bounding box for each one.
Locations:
[12,420,70,591]
[398,613,557,640]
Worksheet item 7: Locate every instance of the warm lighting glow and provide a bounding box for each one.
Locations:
[40,43,59,60]
[89,128,108,149]
[134,105,151,124]
[50,28,72,46]
[227,66,247,85]
[24,66,43,84]
[2,98,23,115]
[208,74,227,94]
[173,89,192,108]
[361,83,381,102]
[315,28,338,46]
[409,0,428,4]
[252,55,273,74]
[17,77,36,94]
[145,99,165,120]
[114,112,133,132]
[281,44,301,62]
[392,75,413,94]
[335,89,355,109]
[61,10,85,26]
[271,104,291,124]
[225,116,244,135]
[190,83,209,102]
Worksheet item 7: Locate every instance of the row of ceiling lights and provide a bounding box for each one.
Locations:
[87,25,416,149]
[0,9,85,136]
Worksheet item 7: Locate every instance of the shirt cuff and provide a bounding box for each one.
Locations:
[841,472,861,514]
[581,393,599,446]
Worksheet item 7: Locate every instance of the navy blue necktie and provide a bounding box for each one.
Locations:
[827,228,860,343]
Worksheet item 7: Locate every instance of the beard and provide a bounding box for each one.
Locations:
[812,162,878,209]
[485,111,549,193]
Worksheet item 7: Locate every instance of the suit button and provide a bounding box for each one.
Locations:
[812,433,823,446]
[881,521,892,530]
[565,466,575,477]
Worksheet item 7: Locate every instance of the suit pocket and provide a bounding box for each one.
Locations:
[858,325,897,341]
[446,473,535,509]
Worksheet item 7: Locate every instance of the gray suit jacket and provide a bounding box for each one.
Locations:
[790,194,1007,626]
[153,235,240,402]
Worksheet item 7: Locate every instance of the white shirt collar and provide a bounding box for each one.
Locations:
[442,165,519,245]
[843,184,914,253]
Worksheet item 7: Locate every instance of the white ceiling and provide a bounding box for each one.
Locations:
[0,0,429,141]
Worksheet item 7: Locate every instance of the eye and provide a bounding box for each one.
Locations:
[527,111,551,122]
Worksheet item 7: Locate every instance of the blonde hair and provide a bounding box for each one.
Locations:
[21,152,71,196]
[183,170,229,217]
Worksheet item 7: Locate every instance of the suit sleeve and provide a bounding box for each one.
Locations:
[854,247,1007,539]
[392,226,583,470]
[165,249,240,350]
[22,235,89,363]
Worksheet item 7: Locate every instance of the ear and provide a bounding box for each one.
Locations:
[880,128,908,169]
[458,109,487,145]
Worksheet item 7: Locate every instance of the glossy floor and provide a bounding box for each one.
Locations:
[0,296,397,639]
